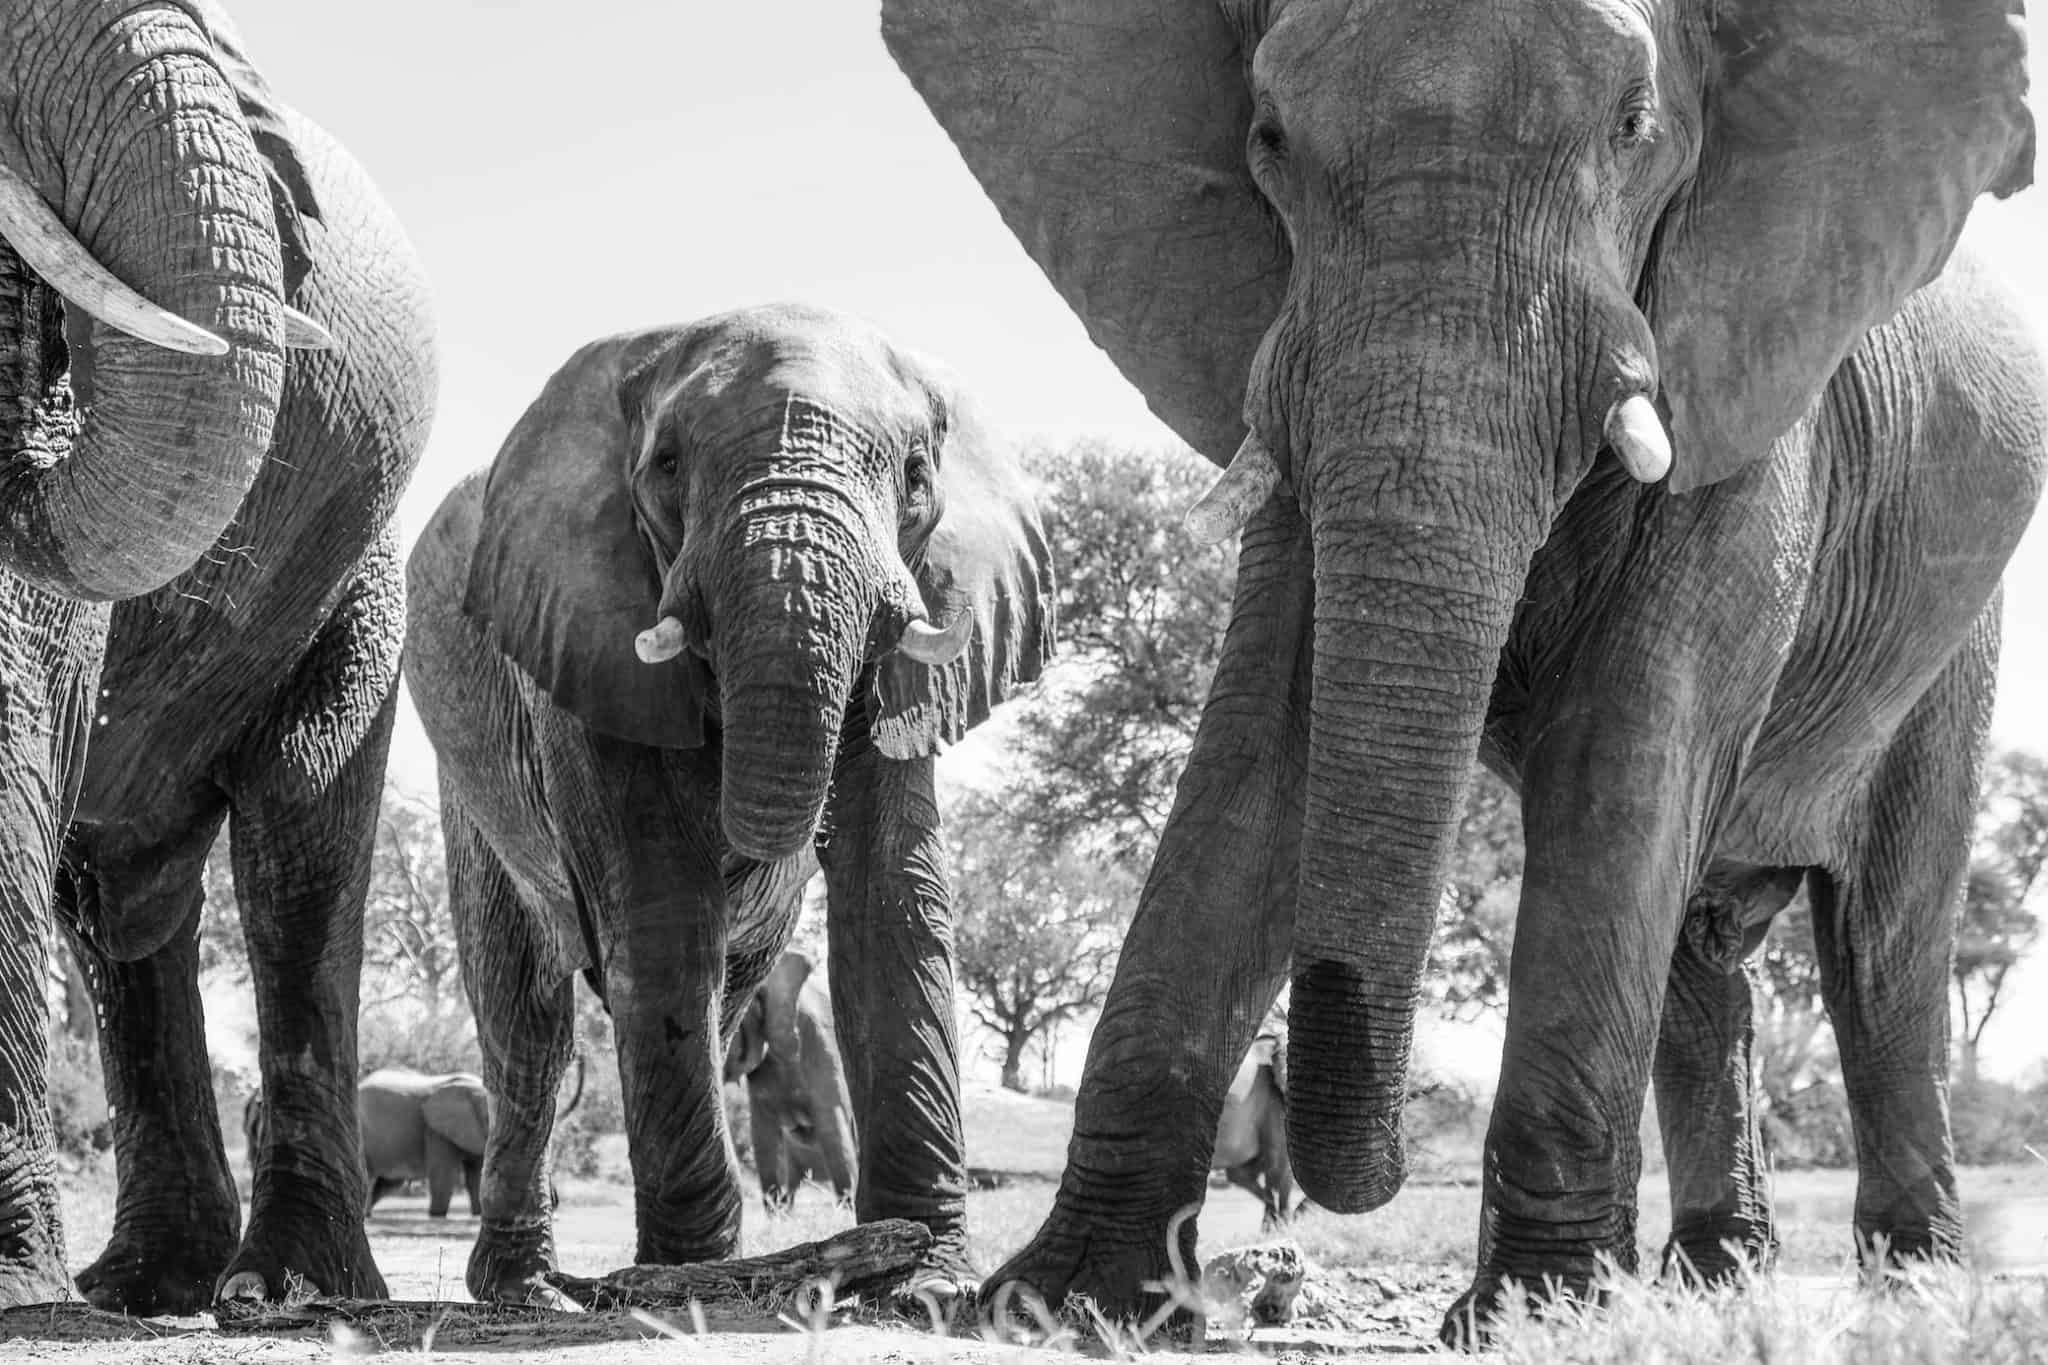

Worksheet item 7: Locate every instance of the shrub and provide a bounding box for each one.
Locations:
[47,1030,110,1157]
[1761,1080,1856,1169]
[1950,1079,2048,1166]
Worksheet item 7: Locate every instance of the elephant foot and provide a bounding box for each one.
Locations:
[469,1219,567,1307]
[0,1244,75,1309]
[1660,1222,1778,1288]
[1438,1271,1602,1351]
[215,1216,385,1306]
[76,1225,238,1315]
[981,1201,1199,1345]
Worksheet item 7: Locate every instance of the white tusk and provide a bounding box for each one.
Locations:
[0,161,229,357]
[1185,430,1283,545]
[1606,394,1672,483]
[897,611,974,667]
[635,616,688,664]
[282,307,335,351]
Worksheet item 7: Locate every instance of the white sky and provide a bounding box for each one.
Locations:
[220,5,2048,1077]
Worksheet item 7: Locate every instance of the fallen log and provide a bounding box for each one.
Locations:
[549,1219,935,1309]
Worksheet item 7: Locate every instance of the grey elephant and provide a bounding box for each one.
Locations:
[406,303,1054,1306]
[724,950,858,1210]
[1211,1036,1292,1231]
[356,1070,490,1218]
[888,0,2045,1341]
[0,0,432,1311]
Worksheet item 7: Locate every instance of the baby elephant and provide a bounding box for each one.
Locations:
[723,950,857,1209]
[1212,1035,1294,1230]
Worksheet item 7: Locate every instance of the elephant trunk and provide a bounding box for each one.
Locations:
[1285,346,1547,1213]
[0,7,286,601]
[713,487,889,862]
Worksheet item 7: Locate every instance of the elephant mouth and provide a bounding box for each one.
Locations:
[0,250,82,467]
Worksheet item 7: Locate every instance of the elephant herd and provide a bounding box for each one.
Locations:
[0,0,2038,1349]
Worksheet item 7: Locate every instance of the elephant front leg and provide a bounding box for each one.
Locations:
[445,796,577,1306]
[1652,865,1803,1286]
[981,504,1311,1327]
[217,668,398,1304]
[818,745,974,1289]
[61,831,242,1316]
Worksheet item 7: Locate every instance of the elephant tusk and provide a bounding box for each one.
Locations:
[1185,430,1283,545]
[282,306,336,351]
[635,616,688,664]
[897,610,973,666]
[0,162,230,357]
[1605,394,1672,483]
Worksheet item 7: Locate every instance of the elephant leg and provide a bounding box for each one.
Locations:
[63,817,242,1315]
[216,579,402,1303]
[986,503,1310,1320]
[424,1133,461,1218]
[818,1105,857,1207]
[367,1177,403,1212]
[748,1081,794,1213]
[1811,626,1990,1270]
[447,793,577,1306]
[1653,863,1803,1285]
[464,1159,483,1217]
[0,590,105,1307]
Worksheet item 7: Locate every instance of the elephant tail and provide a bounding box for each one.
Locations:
[555,1050,587,1121]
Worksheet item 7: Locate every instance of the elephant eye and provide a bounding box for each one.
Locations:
[901,450,935,524]
[1612,87,1659,149]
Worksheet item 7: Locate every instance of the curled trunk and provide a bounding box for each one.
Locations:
[0,7,285,601]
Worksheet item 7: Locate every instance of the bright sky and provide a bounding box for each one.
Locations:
[220,5,2048,1075]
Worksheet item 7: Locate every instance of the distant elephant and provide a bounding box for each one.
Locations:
[357,1071,491,1219]
[406,303,1054,1306]
[0,0,434,1314]
[889,0,2045,1341]
[1211,1036,1292,1231]
[724,951,857,1210]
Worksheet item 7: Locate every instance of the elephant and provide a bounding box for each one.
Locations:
[1211,1035,1293,1231]
[723,949,858,1210]
[0,0,430,1311]
[405,303,1054,1306]
[244,1060,585,1219]
[4,0,435,1314]
[886,0,2045,1341]
[356,1070,490,1218]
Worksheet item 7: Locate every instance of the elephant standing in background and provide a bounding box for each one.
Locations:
[1211,1035,1292,1231]
[889,0,2043,1340]
[724,950,857,1210]
[407,304,1053,1306]
[357,1070,490,1218]
[0,0,409,1309]
[34,1,434,1314]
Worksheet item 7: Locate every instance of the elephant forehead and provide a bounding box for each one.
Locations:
[667,312,934,447]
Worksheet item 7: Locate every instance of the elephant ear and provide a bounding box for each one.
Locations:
[463,330,711,749]
[870,389,1056,761]
[184,1,322,299]
[882,0,1286,469]
[421,1082,489,1154]
[1648,0,2032,492]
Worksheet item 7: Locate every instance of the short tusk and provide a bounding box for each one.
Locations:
[635,616,688,664]
[897,611,973,667]
[1185,430,1283,545]
[282,307,336,351]
[1605,394,1671,483]
[0,162,229,358]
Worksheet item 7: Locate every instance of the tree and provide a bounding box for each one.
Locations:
[362,786,461,1016]
[945,794,1134,1092]
[1953,749,2048,1084]
[997,437,1237,872]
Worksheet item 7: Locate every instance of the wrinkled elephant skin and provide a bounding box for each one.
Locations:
[405,303,1053,1306]
[12,2,440,1317]
[885,0,2046,1340]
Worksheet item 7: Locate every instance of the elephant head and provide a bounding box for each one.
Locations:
[724,952,814,1080]
[462,303,1055,860]
[0,0,334,601]
[886,0,2032,1210]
